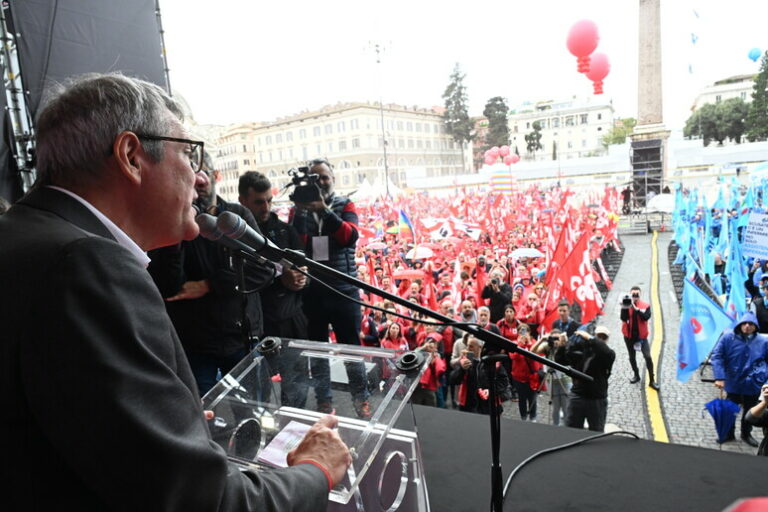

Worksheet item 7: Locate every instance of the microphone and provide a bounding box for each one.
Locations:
[216,211,286,263]
[196,212,263,258]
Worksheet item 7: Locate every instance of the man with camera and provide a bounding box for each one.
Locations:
[290,158,370,418]
[554,326,615,432]
[620,286,659,390]
[481,269,513,323]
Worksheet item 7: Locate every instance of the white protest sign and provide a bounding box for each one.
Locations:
[742,212,768,260]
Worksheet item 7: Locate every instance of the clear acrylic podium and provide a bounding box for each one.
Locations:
[202,338,431,511]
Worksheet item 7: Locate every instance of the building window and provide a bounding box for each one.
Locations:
[597,113,602,120]
[433,124,439,134]
[338,121,346,132]
[582,140,587,147]
[398,139,404,148]
[313,126,321,137]
[259,151,263,163]
[302,146,308,160]
[741,91,747,100]
[316,144,322,154]
[352,138,360,148]
[339,140,347,151]
[286,132,293,142]
[565,116,574,126]
[415,123,422,132]
[406,121,413,131]
[243,159,250,165]
[269,151,273,161]
[526,122,530,129]
[417,139,423,149]
[388,120,395,130]
[580,114,588,124]
[324,124,333,135]
[266,135,272,144]
[551,118,560,128]
[275,134,282,144]
[328,142,333,152]
[397,121,404,130]
[715,95,722,103]
[408,139,414,148]
[426,140,431,149]
[288,148,294,158]
[342,175,350,185]
[350,119,359,130]
[242,144,247,152]
[567,141,572,149]
[299,128,307,139]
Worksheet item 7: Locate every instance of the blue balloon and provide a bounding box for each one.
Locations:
[748,47,761,62]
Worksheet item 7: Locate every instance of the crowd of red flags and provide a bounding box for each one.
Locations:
[345,184,622,332]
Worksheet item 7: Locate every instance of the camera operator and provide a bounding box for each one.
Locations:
[620,286,659,390]
[481,269,513,323]
[289,158,370,418]
[554,326,615,432]
[532,330,571,426]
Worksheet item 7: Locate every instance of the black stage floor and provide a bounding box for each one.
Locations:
[403,405,766,512]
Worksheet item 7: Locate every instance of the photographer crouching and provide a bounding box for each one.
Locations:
[289,158,372,419]
[620,286,659,390]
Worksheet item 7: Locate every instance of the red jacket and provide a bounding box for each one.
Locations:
[510,339,543,390]
[620,299,650,339]
[419,354,447,391]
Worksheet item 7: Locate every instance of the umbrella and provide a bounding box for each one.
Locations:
[646,193,675,214]
[392,269,425,280]
[705,397,741,444]
[405,246,434,260]
[509,247,544,259]
[366,242,387,250]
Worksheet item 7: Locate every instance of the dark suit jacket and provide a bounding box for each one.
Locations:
[0,187,328,511]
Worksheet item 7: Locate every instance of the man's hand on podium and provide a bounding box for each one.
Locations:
[286,415,352,489]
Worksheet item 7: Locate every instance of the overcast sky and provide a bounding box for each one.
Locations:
[160,0,768,130]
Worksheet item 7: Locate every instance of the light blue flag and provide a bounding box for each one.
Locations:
[738,186,754,229]
[725,240,748,319]
[677,280,734,382]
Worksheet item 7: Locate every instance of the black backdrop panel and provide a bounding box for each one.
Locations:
[10,0,167,117]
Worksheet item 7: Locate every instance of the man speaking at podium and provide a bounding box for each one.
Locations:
[0,73,350,511]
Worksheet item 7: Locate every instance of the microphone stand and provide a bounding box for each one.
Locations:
[230,251,253,355]
[268,247,593,512]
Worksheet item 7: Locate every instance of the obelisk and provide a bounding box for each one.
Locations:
[630,0,670,206]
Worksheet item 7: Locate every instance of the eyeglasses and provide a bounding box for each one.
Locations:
[136,134,205,172]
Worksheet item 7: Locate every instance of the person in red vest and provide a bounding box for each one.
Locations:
[620,286,659,390]
[410,336,447,407]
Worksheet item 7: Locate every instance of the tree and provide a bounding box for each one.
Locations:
[442,63,473,145]
[525,121,543,155]
[482,96,510,149]
[601,117,637,147]
[442,64,474,173]
[684,99,748,146]
[746,51,768,141]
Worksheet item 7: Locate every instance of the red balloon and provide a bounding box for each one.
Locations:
[489,146,500,157]
[499,145,510,157]
[510,154,520,164]
[503,155,513,165]
[567,20,599,73]
[484,155,496,165]
[586,52,610,94]
[566,20,599,57]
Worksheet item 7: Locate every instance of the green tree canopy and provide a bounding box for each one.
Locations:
[601,117,637,146]
[746,51,768,141]
[525,121,543,155]
[482,96,510,149]
[442,63,473,145]
[684,98,748,146]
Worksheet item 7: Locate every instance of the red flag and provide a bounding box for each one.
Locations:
[545,217,570,287]
[543,233,604,329]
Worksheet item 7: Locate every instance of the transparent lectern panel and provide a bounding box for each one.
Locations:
[202,338,431,506]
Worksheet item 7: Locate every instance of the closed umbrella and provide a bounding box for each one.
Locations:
[705,396,741,444]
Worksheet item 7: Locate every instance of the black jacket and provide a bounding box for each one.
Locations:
[481,282,513,323]
[555,335,615,399]
[258,211,305,322]
[0,187,327,511]
[148,198,274,356]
